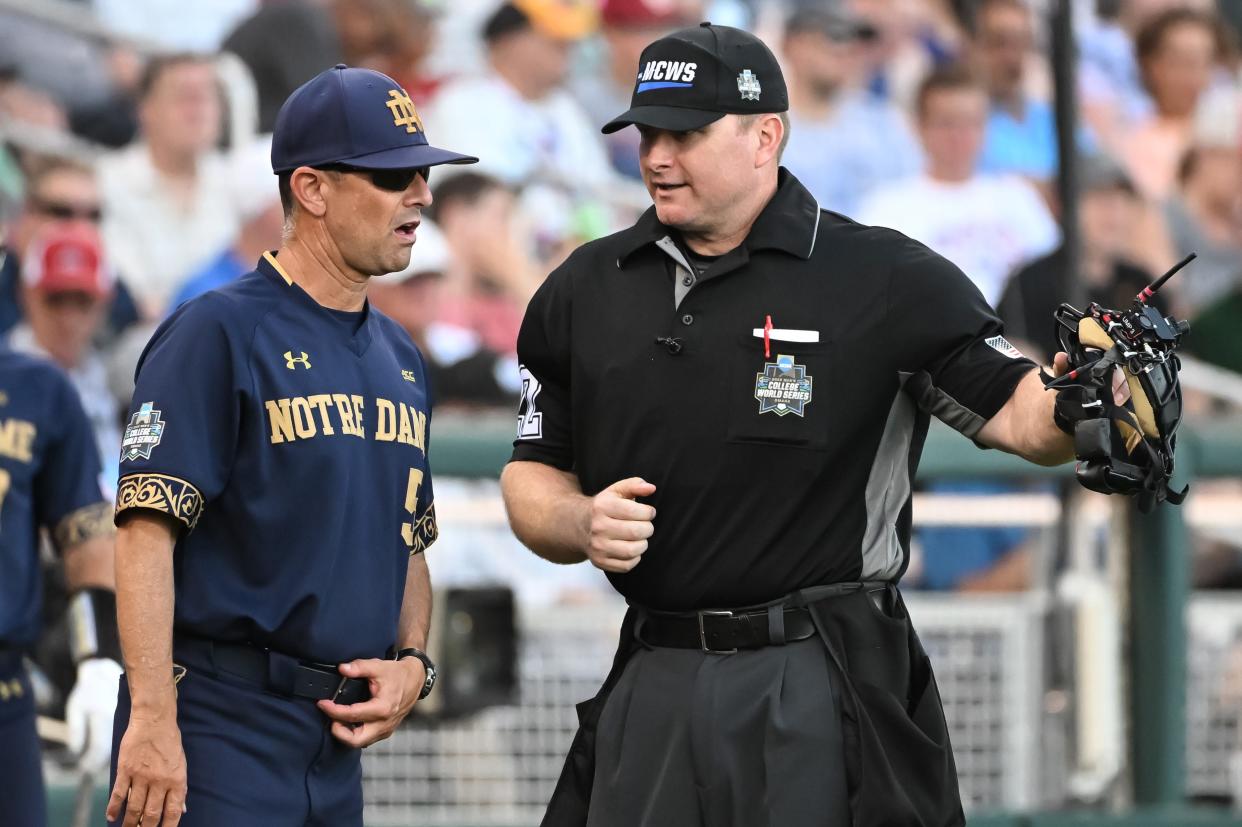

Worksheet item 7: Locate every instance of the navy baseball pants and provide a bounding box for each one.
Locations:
[108,651,363,826]
[0,650,46,827]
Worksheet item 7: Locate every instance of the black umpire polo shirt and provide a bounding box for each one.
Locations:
[510,169,1036,612]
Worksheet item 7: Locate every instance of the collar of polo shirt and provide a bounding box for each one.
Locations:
[616,167,821,268]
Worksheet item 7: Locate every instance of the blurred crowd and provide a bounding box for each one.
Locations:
[3,0,1242,595]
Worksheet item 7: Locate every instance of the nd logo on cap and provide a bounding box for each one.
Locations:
[386,90,424,134]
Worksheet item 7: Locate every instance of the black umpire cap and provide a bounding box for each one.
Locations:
[602,22,788,135]
[271,64,478,173]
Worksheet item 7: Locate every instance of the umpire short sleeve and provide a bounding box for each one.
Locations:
[509,266,574,470]
[115,295,243,532]
[887,237,1036,439]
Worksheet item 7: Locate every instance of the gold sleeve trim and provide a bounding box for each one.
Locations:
[409,503,438,555]
[115,473,205,532]
[53,502,114,550]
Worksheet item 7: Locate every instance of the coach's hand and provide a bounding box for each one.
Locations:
[318,657,426,748]
[582,477,657,574]
[107,709,187,826]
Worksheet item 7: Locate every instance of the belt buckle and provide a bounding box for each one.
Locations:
[698,610,737,655]
[331,674,351,703]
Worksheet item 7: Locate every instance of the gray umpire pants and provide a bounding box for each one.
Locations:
[584,635,851,827]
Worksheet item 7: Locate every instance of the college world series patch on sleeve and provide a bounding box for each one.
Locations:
[985,335,1024,359]
[121,402,166,461]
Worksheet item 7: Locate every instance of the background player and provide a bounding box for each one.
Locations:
[0,332,117,827]
[106,66,475,827]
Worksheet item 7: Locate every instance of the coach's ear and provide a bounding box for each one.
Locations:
[289,166,331,219]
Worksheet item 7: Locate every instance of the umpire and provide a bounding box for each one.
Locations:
[107,66,475,827]
[502,24,1077,827]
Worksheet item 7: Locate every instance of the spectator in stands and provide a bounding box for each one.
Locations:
[98,54,239,318]
[367,0,446,104]
[573,0,697,183]
[1157,108,1242,319]
[369,221,519,407]
[847,0,965,112]
[1079,0,1217,153]
[997,153,1157,364]
[428,172,544,356]
[780,7,921,217]
[858,64,1059,305]
[427,0,612,257]
[224,0,344,132]
[169,137,284,309]
[10,224,121,484]
[0,158,138,339]
[69,43,142,149]
[0,63,69,133]
[1122,7,1226,200]
[972,0,1060,184]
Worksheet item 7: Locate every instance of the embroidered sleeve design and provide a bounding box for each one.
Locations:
[409,503,438,555]
[115,474,205,531]
[53,502,115,550]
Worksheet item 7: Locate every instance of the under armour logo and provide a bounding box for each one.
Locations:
[386,89,423,134]
[284,351,312,370]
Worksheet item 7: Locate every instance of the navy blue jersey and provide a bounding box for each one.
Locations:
[0,348,109,646]
[115,253,437,663]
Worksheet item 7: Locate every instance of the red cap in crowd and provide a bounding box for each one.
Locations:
[601,0,691,28]
[22,224,112,298]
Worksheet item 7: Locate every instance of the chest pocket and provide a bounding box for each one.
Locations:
[725,333,832,451]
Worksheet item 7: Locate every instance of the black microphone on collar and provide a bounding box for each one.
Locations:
[655,336,684,355]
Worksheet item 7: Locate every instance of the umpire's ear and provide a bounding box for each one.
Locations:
[289,166,331,219]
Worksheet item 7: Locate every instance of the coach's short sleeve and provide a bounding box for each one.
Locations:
[887,237,1037,439]
[116,295,244,532]
[509,266,574,470]
[34,370,110,552]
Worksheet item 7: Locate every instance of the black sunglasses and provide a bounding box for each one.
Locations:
[32,198,104,223]
[317,164,430,192]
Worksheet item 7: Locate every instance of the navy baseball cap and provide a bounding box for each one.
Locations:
[602,23,788,135]
[271,65,477,173]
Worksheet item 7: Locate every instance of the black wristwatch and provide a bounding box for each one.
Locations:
[396,647,437,700]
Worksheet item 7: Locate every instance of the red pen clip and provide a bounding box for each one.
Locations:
[763,314,773,359]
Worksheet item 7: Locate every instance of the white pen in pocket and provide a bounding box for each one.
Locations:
[751,327,820,343]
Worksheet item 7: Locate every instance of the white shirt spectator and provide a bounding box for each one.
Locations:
[858,174,1060,305]
[98,143,240,316]
[428,74,611,195]
[783,90,923,218]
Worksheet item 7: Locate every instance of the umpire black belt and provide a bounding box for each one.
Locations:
[637,604,818,654]
[635,582,891,654]
[173,635,371,704]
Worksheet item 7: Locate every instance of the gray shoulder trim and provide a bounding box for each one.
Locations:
[905,370,988,439]
[859,378,917,582]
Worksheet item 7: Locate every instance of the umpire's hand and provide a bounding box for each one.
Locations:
[318,657,427,748]
[583,477,657,574]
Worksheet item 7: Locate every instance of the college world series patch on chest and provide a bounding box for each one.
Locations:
[755,354,813,416]
[121,402,165,461]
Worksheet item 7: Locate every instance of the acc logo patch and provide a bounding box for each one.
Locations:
[985,335,1024,359]
[755,354,813,416]
[121,402,166,461]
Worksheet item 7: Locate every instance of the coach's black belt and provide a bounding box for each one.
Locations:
[173,635,371,704]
